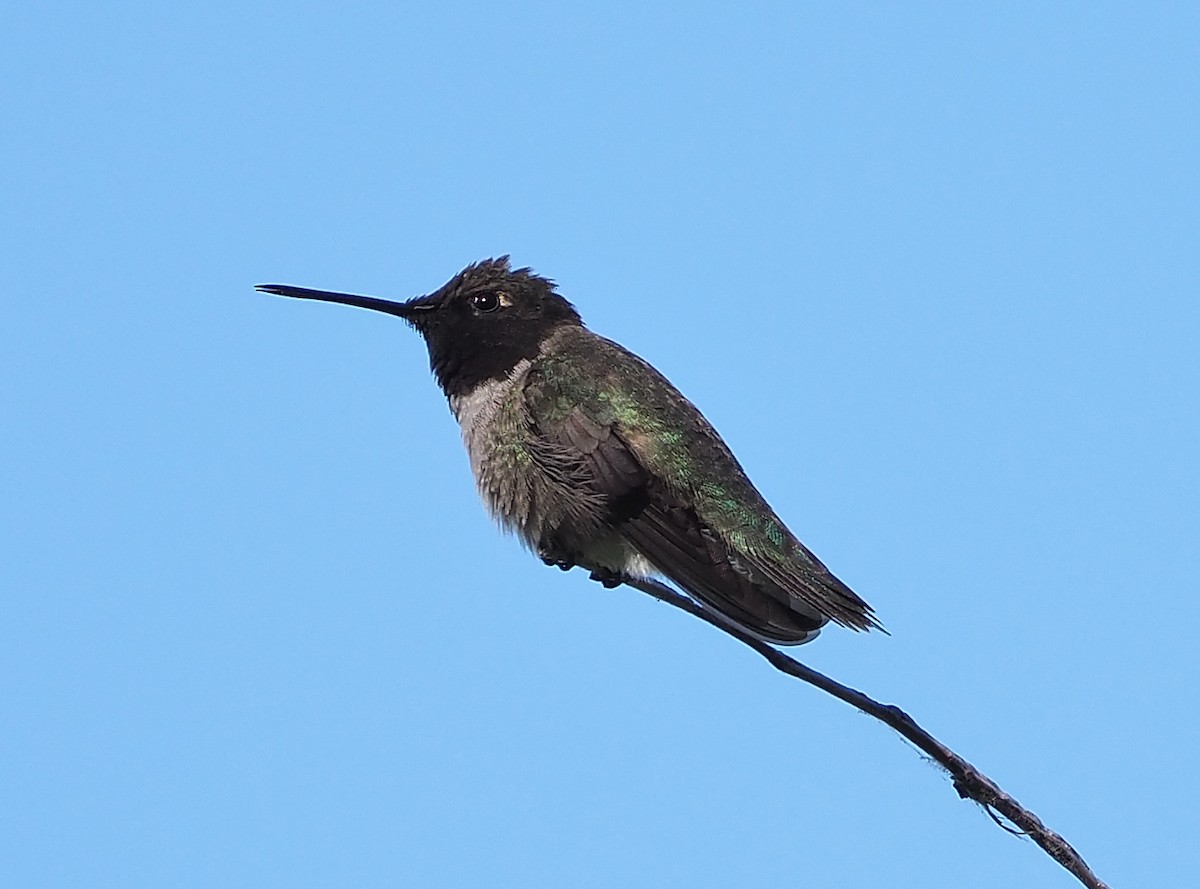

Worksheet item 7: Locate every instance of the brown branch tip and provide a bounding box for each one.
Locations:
[621,576,1111,889]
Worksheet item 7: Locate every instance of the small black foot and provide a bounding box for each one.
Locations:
[588,567,624,589]
[539,551,576,572]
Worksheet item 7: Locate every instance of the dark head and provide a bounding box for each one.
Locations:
[257,257,583,398]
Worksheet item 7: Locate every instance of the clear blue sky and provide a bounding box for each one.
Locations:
[3,4,1196,887]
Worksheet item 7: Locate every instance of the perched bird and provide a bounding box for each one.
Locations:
[258,258,880,644]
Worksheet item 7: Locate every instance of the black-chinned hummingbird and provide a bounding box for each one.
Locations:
[258,258,880,645]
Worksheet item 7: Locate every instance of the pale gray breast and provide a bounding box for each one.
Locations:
[448,359,534,531]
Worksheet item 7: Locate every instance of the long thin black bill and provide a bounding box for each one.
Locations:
[255,284,418,319]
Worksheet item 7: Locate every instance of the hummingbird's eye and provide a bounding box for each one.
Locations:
[469,292,501,313]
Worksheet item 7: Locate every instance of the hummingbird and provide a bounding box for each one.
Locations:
[257,258,880,645]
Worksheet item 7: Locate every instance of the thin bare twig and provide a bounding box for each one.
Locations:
[623,575,1110,889]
